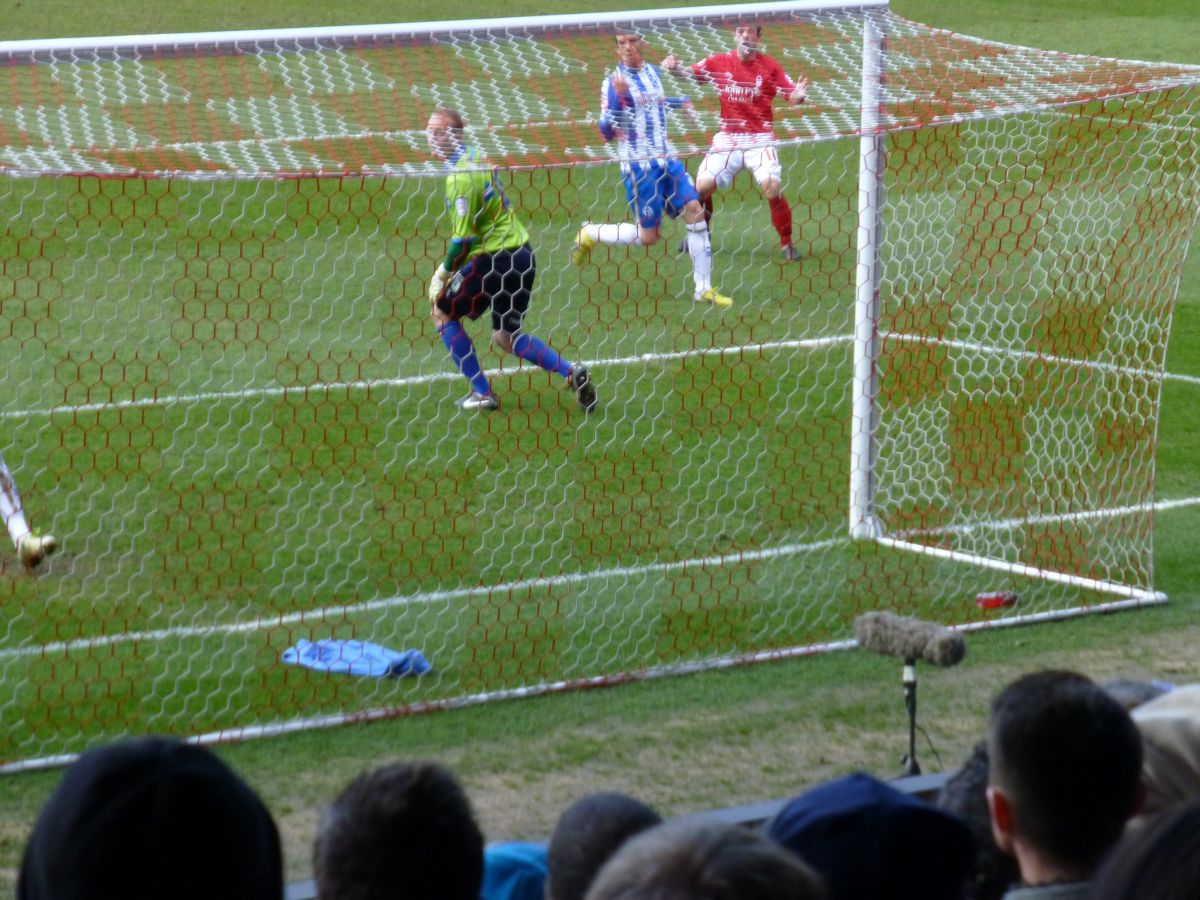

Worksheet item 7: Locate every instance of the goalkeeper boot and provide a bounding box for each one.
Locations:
[459,391,499,411]
[694,288,733,309]
[570,226,596,266]
[568,364,597,413]
[18,531,58,571]
[782,243,801,262]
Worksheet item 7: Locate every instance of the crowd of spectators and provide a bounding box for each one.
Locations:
[15,670,1200,900]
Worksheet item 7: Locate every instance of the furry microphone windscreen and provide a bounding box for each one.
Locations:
[853,612,966,667]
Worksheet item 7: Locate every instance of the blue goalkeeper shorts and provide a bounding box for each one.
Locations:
[621,158,699,229]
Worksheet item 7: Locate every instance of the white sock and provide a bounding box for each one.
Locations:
[0,454,30,547]
[687,221,712,295]
[587,223,640,245]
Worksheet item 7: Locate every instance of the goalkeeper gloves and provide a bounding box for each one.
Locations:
[428,266,451,303]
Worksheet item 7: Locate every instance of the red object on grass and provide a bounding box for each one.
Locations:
[975,591,1019,609]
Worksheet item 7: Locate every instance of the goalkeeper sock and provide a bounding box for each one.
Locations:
[439,321,492,396]
[769,195,793,245]
[591,223,640,244]
[686,221,713,294]
[512,333,572,378]
[0,457,30,547]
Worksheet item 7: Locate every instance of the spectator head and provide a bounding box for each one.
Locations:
[314,760,484,900]
[18,736,282,900]
[584,820,825,900]
[986,671,1144,879]
[937,743,1021,900]
[1130,684,1200,823]
[766,771,974,900]
[547,791,662,900]
[1086,797,1200,900]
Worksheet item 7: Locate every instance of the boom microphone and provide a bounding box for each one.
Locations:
[853,612,966,668]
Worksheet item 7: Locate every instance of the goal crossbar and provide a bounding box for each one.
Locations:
[0,1,888,55]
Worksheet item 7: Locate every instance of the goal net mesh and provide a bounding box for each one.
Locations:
[1,3,1198,767]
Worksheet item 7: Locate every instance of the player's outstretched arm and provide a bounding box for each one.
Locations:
[788,75,811,106]
[662,54,707,84]
[598,74,631,142]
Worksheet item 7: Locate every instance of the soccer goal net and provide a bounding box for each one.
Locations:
[1,1,1198,769]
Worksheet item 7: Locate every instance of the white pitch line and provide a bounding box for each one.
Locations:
[3,333,1198,422]
[880,330,1200,386]
[893,495,1200,540]
[4,495,1199,662]
[158,118,590,154]
[1165,370,1200,386]
[0,336,852,421]
[0,536,845,662]
[0,372,458,421]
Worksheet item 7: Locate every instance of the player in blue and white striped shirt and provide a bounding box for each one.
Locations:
[571,30,733,309]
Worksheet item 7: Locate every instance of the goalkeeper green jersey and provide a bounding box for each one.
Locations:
[444,147,529,261]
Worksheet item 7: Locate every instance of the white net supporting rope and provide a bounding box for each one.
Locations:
[0,1,1198,769]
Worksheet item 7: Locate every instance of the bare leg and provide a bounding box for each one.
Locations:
[0,450,31,548]
[0,450,57,569]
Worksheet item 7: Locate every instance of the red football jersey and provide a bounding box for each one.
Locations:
[689,51,796,135]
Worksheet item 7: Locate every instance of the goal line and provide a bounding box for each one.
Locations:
[5,495,1194,669]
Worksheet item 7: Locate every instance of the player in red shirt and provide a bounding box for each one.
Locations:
[664,25,809,260]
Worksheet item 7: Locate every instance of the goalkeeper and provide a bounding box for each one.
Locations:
[426,109,596,413]
[1,449,57,570]
[663,25,809,261]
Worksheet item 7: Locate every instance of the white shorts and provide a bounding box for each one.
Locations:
[697,135,782,190]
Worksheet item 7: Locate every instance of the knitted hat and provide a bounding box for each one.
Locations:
[766,772,975,900]
[18,736,282,900]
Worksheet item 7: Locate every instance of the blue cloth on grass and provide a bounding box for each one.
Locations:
[281,639,432,678]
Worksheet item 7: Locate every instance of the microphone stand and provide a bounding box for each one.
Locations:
[901,657,921,776]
